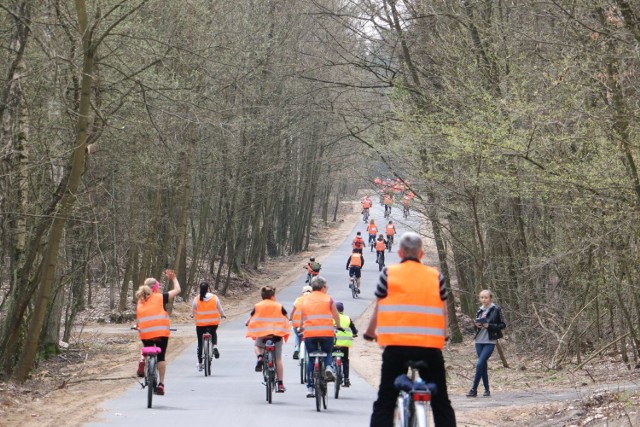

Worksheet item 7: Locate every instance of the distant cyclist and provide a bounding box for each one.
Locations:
[304,257,321,283]
[346,248,365,293]
[334,302,358,388]
[192,282,226,371]
[375,234,387,266]
[246,286,290,393]
[352,231,365,253]
[386,220,396,248]
[361,195,372,218]
[367,219,378,248]
[383,193,393,217]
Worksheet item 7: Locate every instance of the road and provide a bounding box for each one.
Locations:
[89,202,415,426]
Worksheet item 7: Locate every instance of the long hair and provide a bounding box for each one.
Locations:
[199,282,210,301]
[135,285,152,302]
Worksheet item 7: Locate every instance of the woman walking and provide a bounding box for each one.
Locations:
[466,289,506,398]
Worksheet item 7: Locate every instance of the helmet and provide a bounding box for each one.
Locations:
[302,285,312,294]
[336,302,344,312]
[310,257,315,261]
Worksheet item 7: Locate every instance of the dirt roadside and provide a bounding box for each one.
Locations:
[2,200,640,427]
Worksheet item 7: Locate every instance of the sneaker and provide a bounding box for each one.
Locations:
[137,360,145,377]
[155,383,165,395]
[466,389,477,397]
[292,350,299,360]
[277,382,286,393]
[197,362,203,372]
[356,287,361,294]
[483,390,491,397]
[213,347,220,359]
[325,367,335,382]
[255,358,264,372]
[343,378,351,387]
[306,387,315,398]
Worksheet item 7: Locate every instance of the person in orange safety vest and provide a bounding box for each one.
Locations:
[364,232,456,426]
[246,286,290,393]
[135,269,181,396]
[345,249,365,292]
[192,282,226,371]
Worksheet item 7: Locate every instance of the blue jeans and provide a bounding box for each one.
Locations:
[471,343,495,392]
[304,337,334,388]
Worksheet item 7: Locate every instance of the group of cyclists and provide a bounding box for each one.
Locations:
[370,178,416,219]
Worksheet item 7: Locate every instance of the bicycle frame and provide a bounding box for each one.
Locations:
[202,332,212,376]
[394,365,435,427]
[262,338,278,404]
[141,346,161,409]
[308,348,328,411]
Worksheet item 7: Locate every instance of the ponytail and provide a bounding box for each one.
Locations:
[199,282,209,301]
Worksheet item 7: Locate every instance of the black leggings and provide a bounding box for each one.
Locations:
[335,346,350,379]
[196,325,219,363]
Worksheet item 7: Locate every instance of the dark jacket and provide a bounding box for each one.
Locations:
[474,304,506,341]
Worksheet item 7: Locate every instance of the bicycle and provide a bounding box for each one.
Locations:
[262,337,279,404]
[348,274,358,299]
[132,327,176,409]
[403,205,410,219]
[202,332,213,377]
[387,234,394,252]
[394,361,437,427]
[384,205,391,219]
[308,345,329,411]
[362,208,369,223]
[332,348,344,399]
[377,250,385,271]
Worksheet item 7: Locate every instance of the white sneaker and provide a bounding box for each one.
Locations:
[197,362,203,371]
[306,387,315,398]
[325,367,335,382]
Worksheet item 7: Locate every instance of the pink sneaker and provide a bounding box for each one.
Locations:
[136,360,145,377]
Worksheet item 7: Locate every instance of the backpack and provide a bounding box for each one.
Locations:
[311,262,321,272]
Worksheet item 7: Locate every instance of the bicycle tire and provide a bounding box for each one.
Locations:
[203,339,211,377]
[314,372,322,412]
[146,356,156,409]
[334,362,342,399]
[322,379,328,409]
[394,394,408,427]
[351,280,357,299]
[414,401,429,427]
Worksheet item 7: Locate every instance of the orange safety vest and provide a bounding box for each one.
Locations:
[291,295,307,328]
[386,224,396,235]
[137,293,170,340]
[352,237,364,249]
[194,297,221,327]
[384,195,392,205]
[246,299,290,341]
[349,253,363,267]
[376,239,386,251]
[368,224,378,235]
[376,261,446,349]
[301,291,335,338]
[362,199,372,209]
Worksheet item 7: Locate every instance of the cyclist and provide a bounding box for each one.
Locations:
[402,194,412,217]
[246,286,290,393]
[192,282,226,371]
[365,232,456,426]
[367,219,378,248]
[361,195,372,218]
[386,220,396,249]
[135,269,181,396]
[345,248,364,293]
[383,192,393,217]
[375,234,387,266]
[289,285,312,360]
[334,302,358,387]
[299,276,341,398]
[304,257,321,283]
[352,231,365,253]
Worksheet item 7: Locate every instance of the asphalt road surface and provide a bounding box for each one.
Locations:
[89,201,417,426]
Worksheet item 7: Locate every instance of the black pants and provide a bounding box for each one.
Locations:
[370,346,456,427]
[196,325,219,363]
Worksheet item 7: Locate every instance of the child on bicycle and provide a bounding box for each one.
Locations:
[367,219,378,248]
[352,231,365,253]
[386,220,396,248]
[192,282,226,371]
[290,285,312,360]
[304,257,321,283]
[246,286,290,393]
[334,302,358,387]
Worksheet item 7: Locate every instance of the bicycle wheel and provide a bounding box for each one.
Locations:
[414,402,429,427]
[314,373,322,412]
[146,356,156,409]
[266,372,273,404]
[203,339,211,377]
[394,394,408,427]
[334,362,342,399]
[351,280,357,299]
[388,236,393,252]
[321,378,328,409]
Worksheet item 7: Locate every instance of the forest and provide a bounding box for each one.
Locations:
[0,0,639,385]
